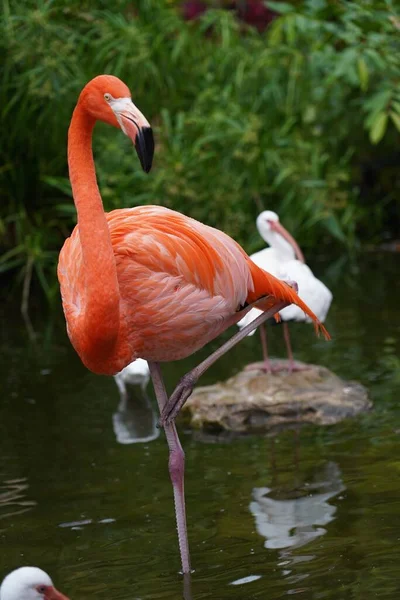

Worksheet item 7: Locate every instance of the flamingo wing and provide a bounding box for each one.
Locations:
[59,205,329,372]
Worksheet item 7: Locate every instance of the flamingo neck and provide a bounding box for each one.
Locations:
[68,103,120,354]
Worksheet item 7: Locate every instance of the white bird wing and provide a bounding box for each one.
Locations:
[278,260,332,323]
[237,306,263,335]
[249,247,281,275]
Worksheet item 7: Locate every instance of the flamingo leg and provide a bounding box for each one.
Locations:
[160,300,288,425]
[148,361,191,574]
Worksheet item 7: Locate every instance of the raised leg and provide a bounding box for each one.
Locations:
[148,361,191,574]
[160,300,289,425]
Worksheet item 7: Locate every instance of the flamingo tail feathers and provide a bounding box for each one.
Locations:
[246,261,331,341]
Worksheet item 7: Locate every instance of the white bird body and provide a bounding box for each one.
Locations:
[113,358,150,400]
[238,211,332,334]
[0,567,68,600]
[278,259,332,323]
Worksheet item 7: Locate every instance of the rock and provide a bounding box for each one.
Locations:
[182,360,371,433]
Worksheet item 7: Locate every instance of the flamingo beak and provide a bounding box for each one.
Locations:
[44,586,70,600]
[134,126,154,174]
[268,219,305,263]
[111,98,154,173]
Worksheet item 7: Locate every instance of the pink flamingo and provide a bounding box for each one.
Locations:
[57,75,330,573]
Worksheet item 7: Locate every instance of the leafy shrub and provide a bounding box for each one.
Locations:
[1,0,399,306]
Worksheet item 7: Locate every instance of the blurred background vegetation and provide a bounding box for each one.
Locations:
[1,0,400,309]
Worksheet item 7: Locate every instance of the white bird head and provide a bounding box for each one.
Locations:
[255,211,304,263]
[0,568,68,600]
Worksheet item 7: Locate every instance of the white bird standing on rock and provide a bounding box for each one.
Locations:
[0,567,69,600]
[238,211,332,372]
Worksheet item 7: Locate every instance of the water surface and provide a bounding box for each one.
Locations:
[0,253,399,599]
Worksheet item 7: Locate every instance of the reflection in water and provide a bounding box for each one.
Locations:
[249,458,345,593]
[0,477,36,527]
[59,517,116,530]
[230,574,262,586]
[112,392,160,445]
[183,573,192,600]
[112,360,159,444]
[1,255,399,599]
[250,461,345,550]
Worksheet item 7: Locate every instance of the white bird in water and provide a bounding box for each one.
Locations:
[113,358,150,401]
[0,567,69,600]
[112,359,159,444]
[238,211,332,372]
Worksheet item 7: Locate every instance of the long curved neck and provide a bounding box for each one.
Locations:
[68,103,120,350]
[265,231,295,260]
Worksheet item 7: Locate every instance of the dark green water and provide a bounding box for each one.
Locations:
[1,253,399,599]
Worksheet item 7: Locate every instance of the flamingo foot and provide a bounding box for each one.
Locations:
[160,372,198,427]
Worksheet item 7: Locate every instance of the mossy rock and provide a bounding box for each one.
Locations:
[182,361,371,433]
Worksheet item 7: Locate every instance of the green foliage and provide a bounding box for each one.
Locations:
[1,0,400,304]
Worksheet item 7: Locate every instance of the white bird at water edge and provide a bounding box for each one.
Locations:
[113,358,150,401]
[112,359,159,444]
[0,567,69,600]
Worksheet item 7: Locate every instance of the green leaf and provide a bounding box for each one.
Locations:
[267,1,294,14]
[389,111,400,133]
[324,215,346,243]
[268,19,283,46]
[357,57,369,91]
[42,176,72,196]
[369,112,388,144]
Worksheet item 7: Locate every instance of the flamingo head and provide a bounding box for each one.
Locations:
[256,211,305,263]
[0,567,69,600]
[79,74,154,173]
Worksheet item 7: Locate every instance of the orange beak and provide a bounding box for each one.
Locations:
[44,586,70,600]
[268,220,305,263]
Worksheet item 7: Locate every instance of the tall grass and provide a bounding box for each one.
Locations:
[1,0,400,307]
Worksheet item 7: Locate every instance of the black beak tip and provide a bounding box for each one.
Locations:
[136,126,154,174]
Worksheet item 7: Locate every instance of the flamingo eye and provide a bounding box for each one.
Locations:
[104,93,112,102]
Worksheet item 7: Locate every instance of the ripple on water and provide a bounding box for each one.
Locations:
[0,476,36,528]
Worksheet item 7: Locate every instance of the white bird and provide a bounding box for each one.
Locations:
[113,358,150,402]
[0,567,68,600]
[112,359,159,444]
[238,211,332,372]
